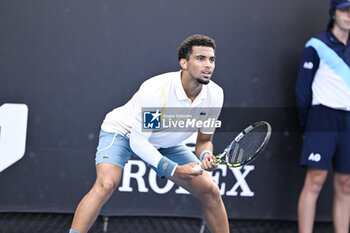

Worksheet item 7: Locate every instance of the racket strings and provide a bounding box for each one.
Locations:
[227,124,268,164]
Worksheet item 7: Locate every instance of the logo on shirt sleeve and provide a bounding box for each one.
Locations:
[303,62,314,69]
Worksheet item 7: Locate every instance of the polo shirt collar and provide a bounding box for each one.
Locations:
[175,70,208,101]
[327,30,350,46]
[327,30,341,44]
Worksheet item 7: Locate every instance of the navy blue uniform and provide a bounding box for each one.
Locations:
[295,30,350,172]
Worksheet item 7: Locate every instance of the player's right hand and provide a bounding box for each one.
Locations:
[200,153,218,171]
[174,163,203,180]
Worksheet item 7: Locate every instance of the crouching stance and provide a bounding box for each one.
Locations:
[70,34,229,233]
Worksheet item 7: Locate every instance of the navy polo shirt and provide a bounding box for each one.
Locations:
[295,30,350,127]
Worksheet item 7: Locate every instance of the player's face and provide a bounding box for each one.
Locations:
[334,7,350,31]
[184,46,216,85]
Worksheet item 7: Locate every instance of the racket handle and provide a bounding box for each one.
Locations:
[192,164,203,171]
[192,158,215,171]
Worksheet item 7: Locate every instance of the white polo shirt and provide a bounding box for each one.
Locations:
[101,70,224,169]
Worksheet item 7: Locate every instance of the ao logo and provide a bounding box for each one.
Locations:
[308,153,321,162]
[303,62,313,69]
[0,103,28,172]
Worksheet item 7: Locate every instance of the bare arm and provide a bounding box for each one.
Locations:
[195,131,218,171]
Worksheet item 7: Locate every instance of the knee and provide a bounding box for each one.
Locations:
[304,172,326,195]
[306,180,324,195]
[200,183,222,205]
[334,177,350,196]
[93,179,118,197]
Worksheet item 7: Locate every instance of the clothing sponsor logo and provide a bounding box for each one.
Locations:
[308,153,321,162]
[103,155,110,159]
[0,103,28,172]
[303,61,313,69]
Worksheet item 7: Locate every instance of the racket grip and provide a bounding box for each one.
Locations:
[192,164,203,171]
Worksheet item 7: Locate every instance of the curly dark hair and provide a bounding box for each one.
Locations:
[177,34,216,61]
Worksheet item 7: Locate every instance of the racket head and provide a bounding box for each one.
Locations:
[217,121,271,167]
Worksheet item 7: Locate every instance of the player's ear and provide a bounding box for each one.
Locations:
[179,58,188,70]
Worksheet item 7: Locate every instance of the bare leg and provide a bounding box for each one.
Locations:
[298,168,327,233]
[71,163,123,233]
[167,172,229,233]
[333,172,350,233]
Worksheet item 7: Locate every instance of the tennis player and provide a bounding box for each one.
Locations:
[69,34,229,233]
[295,1,350,232]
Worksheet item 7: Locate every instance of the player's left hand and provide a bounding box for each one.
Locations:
[201,153,218,171]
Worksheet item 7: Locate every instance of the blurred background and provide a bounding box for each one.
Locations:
[0,0,333,232]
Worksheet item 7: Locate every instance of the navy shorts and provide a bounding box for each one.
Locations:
[300,105,350,173]
[95,130,200,177]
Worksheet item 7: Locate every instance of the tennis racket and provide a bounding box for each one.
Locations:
[193,121,271,171]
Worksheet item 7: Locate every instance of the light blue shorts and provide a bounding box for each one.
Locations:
[95,130,199,177]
